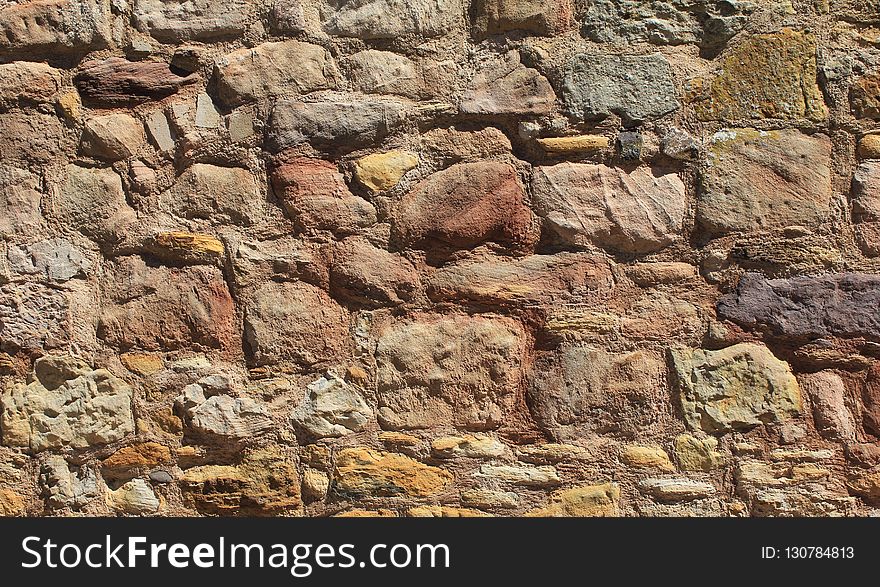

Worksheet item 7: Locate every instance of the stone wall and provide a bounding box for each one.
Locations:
[1,0,880,517]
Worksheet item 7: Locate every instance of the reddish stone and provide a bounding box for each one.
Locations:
[97,257,236,353]
[271,156,376,236]
[392,162,534,255]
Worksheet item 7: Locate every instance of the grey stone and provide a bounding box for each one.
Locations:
[41,455,98,510]
[290,372,373,439]
[194,93,221,128]
[348,50,421,99]
[269,0,307,33]
[579,0,760,49]
[717,272,880,342]
[6,239,91,283]
[0,283,68,353]
[1,355,135,452]
[616,131,643,160]
[323,0,462,39]
[661,126,698,160]
[267,96,412,152]
[133,0,251,42]
[145,110,175,152]
[562,53,680,124]
[149,470,174,483]
[638,478,716,502]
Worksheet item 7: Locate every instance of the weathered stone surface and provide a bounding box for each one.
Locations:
[671,343,801,435]
[216,40,337,107]
[75,58,199,107]
[331,238,420,306]
[527,483,619,517]
[269,0,306,33]
[536,134,609,155]
[718,272,880,343]
[169,163,263,226]
[639,478,715,501]
[852,70,880,119]
[392,162,534,254]
[621,445,675,471]
[0,62,62,109]
[420,126,511,163]
[375,314,527,431]
[799,372,857,441]
[562,53,679,124]
[460,52,556,116]
[532,162,686,253]
[55,165,137,245]
[517,443,592,464]
[0,0,111,55]
[0,165,42,238]
[108,479,160,515]
[426,251,613,307]
[133,0,251,42]
[244,280,349,367]
[268,96,412,153]
[323,0,462,39]
[180,446,301,515]
[859,134,880,159]
[272,157,377,235]
[6,238,90,283]
[621,291,705,343]
[862,363,880,436]
[852,162,880,255]
[407,505,489,517]
[178,386,273,441]
[41,456,98,510]
[290,372,372,439]
[697,129,832,237]
[432,434,506,459]
[461,488,520,509]
[333,447,452,497]
[353,150,419,193]
[578,0,760,48]
[1,355,134,452]
[102,443,172,471]
[530,346,667,440]
[81,114,145,160]
[147,232,225,264]
[0,113,64,164]
[736,458,853,516]
[478,464,561,487]
[0,488,26,516]
[0,283,68,353]
[98,257,236,352]
[690,29,826,122]
[473,0,572,36]
[674,434,723,472]
[625,262,697,287]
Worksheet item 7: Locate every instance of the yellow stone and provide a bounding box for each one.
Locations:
[335,509,398,517]
[689,28,826,122]
[536,135,609,154]
[153,231,224,259]
[620,445,675,472]
[527,483,620,517]
[859,134,880,159]
[674,434,723,472]
[180,446,301,514]
[407,505,490,517]
[56,91,80,122]
[353,150,419,192]
[379,431,421,446]
[120,352,164,376]
[102,442,172,470]
[847,470,880,503]
[334,447,453,498]
[0,488,25,516]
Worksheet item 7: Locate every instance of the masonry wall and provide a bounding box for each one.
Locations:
[1,0,880,517]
